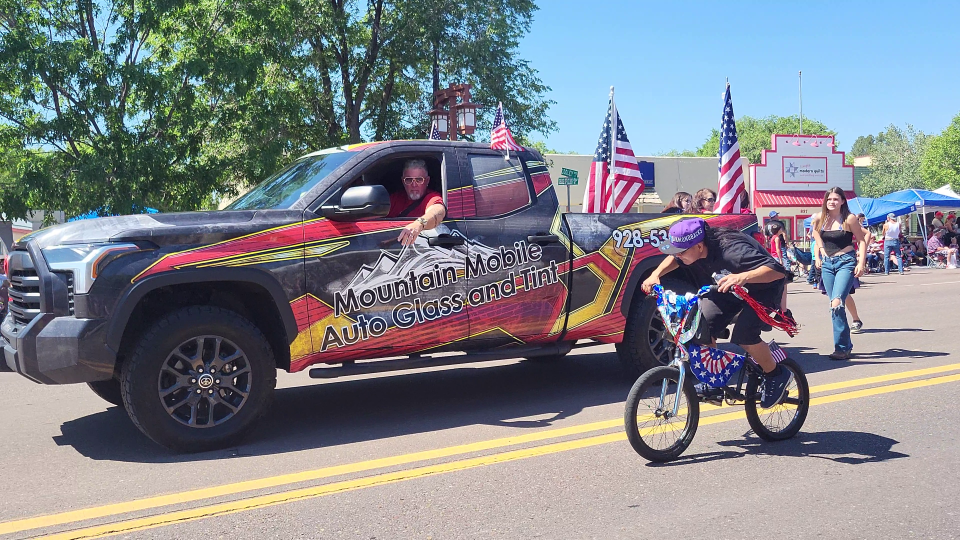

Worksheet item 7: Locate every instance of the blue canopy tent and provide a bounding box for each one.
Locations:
[801,197,916,230]
[878,189,960,243]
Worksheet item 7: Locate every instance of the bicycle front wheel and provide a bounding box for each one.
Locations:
[623,366,699,462]
[745,358,809,441]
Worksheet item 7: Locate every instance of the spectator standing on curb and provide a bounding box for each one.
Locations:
[845,213,873,333]
[693,188,717,213]
[766,221,791,311]
[932,211,945,231]
[881,213,904,275]
[811,187,868,360]
[662,192,693,214]
[945,213,958,246]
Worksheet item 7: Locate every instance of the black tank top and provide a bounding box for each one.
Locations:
[820,228,854,256]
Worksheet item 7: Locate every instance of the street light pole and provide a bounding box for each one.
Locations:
[429,83,479,141]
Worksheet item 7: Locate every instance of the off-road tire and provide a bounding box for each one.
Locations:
[86,379,123,407]
[120,306,277,453]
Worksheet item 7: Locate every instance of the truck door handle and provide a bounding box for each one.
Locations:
[527,234,560,245]
[428,234,465,247]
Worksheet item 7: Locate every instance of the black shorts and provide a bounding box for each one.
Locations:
[693,280,785,346]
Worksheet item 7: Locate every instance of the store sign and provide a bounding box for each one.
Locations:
[638,161,655,188]
[782,156,827,184]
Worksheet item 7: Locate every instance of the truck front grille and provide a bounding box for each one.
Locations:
[8,253,41,326]
[53,271,75,315]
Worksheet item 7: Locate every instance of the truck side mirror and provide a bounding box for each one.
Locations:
[321,185,391,221]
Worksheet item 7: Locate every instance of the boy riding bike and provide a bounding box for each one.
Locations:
[641,218,793,408]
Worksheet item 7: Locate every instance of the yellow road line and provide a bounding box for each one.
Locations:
[41,372,960,540]
[3,362,958,537]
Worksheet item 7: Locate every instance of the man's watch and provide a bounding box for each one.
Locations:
[417,217,428,227]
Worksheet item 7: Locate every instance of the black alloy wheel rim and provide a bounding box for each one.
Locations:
[158,336,252,428]
[648,311,675,366]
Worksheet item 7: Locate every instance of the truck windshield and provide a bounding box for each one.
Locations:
[227,152,355,210]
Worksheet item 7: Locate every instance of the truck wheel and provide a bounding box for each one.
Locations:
[617,294,674,378]
[87,379,123,407]
[120,306,277,453]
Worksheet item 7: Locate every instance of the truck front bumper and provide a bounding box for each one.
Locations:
[1,313,117,384]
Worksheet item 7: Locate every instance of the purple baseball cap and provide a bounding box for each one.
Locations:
[659,218,706,255]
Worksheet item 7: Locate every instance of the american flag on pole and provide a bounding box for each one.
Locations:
[582,88,644,213]
[428,119,442,140]
[715,82,746,213]
[490,102,522,151]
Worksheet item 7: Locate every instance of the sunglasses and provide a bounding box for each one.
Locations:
[403,177,426,186]
[704,197,716,203]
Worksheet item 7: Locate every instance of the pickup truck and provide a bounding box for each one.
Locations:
[1,141,757,452]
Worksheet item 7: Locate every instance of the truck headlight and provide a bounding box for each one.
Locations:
[41,243,140,294]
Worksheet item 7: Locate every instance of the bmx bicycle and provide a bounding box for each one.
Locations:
[623,282,809,462]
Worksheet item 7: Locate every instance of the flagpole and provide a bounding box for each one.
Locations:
[798,70,803,135]
[500,102,510,161]
[607,86,615,212]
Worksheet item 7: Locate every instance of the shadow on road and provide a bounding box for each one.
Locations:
[856,328,933,334]
[54,351,635,463]
[649,430,910,467]
[51,342,949,463]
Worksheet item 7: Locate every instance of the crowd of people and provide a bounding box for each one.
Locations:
[658,186,960,360]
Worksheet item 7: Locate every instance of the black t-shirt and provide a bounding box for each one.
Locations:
[678,228,787,287]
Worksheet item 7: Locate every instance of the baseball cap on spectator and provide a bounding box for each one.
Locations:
[768,211,779,218]
[935,211,944,217]
[659,218,706,255]
[887,213,895,220]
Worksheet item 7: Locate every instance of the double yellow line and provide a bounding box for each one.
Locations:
[6,362,960,539]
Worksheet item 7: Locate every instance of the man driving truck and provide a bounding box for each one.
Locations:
[641,218,793,408]
[390,158,447,246]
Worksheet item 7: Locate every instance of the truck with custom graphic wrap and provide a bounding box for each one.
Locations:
[2,141,757,452]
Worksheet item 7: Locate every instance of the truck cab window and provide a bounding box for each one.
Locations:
[465,154,531,217]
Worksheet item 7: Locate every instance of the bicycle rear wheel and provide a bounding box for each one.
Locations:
[744,358,809,441]
[623,366,699,462]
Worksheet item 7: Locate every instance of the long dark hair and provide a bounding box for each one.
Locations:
[813,186,851,230]
[662,191,692,213]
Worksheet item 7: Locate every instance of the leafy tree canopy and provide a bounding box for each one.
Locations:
[695,115,836,165]
[0,0,554,219]
[857,124,930,198]
[920,112,960,194]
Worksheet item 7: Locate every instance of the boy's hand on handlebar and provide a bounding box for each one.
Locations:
[641,275,660,294]
[716,272,748,293]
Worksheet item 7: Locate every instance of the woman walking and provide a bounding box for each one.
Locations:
[881,213,904,275]
[811,187,868,360]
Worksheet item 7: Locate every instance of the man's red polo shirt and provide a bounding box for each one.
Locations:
[387,189,444,218]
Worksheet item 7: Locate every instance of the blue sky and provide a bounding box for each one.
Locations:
[520,0,960,156]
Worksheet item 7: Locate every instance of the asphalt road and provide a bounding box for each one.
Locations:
[1,268,959,539]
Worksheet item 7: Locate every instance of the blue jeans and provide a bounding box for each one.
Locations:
[883,240,903,274]
[820,251,857,353]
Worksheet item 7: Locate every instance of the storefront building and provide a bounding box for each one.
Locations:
[750,134,856,240]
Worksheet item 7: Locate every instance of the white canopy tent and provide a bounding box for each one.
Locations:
[934,184,960,199]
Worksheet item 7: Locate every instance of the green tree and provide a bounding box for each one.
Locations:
[920,112,960,192]
[0,0,264,218]
[857,124,930,198]
[695,115,836,165]
[0,0,556,219]
[849,134,877,158]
